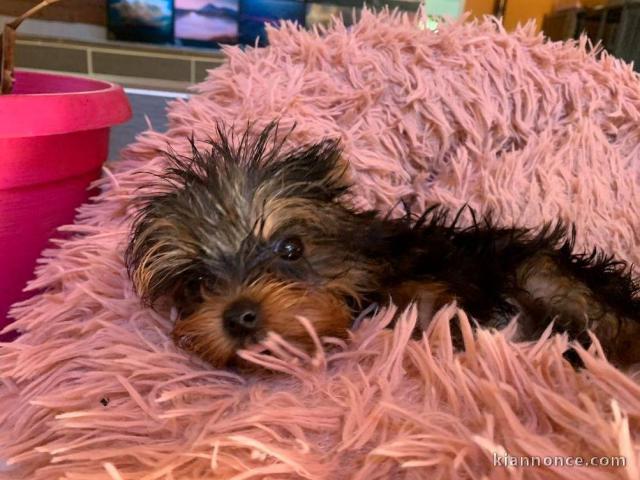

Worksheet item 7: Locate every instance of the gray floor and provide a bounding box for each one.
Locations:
[109,91,184,161]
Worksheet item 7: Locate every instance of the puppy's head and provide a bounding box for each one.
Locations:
[126,124,386,366]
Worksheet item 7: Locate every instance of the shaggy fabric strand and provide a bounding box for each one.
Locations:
[1,10,640,480]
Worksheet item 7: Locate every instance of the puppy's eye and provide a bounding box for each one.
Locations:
[184,273,215,295]
[185,276,202,292]
[275,236,304,261]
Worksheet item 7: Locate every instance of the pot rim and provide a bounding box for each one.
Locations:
[0,70,132,138]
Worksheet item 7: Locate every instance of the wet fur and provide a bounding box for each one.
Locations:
[126,124,640,367]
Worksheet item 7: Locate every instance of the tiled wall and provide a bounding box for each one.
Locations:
[15,36,225,92]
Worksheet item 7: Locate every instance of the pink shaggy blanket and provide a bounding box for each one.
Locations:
[2,10,640,480]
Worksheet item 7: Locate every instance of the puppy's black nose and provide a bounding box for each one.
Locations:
[223,298,261,338]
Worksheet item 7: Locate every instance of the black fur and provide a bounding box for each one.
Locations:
[126,123,640,367]
[377,206,640,326]
[126,123,346,309]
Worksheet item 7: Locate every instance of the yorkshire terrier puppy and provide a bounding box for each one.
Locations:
[126,124,640,368]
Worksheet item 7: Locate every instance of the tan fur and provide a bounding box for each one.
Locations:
[173,278,351,367]
[388,281,453,330]
[172,301,235,367]
[254,197,385,306]
[132,218,199,300]
[515,255,640,364]
[257,197,337,239]
[515,255,602,333]
[609,318,640,365]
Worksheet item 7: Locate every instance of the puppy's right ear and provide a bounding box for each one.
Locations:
[125,200,201,307]
[261,138,350,202]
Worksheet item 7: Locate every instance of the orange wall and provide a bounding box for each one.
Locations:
[465,0,608,32]
[503,0,554,31]
[464,0,494,18]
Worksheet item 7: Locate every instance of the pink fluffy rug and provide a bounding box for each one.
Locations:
[2,10,640,480]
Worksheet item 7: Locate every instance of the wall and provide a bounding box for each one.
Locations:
[464,0,495,18]
[464,0,608,32]
[503,0,554,31]
[0,1,105,25]
[3,0,612,40]
[0,0,106,41]
[464,0,554,31]
[0,15,106,42]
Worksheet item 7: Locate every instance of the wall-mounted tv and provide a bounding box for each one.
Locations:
[107,0,319,48]
[174,0,240,47]
[107,0,174,44]
[238,0,306,46]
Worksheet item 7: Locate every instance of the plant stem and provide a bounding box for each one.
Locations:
[1,0,63,94]
[7,0,63,30]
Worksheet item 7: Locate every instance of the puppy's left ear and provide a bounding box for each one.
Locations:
[263,138,350,202]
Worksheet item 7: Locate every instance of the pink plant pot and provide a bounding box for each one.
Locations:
[0,70,132,337]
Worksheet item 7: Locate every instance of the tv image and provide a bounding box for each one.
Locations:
[174,0,239,47]
[108,0,174,44]
[239,0,306,46]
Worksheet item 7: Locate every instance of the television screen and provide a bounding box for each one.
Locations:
[174,0,240,47]
[108,0,174,44]
[239,0,306,46]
